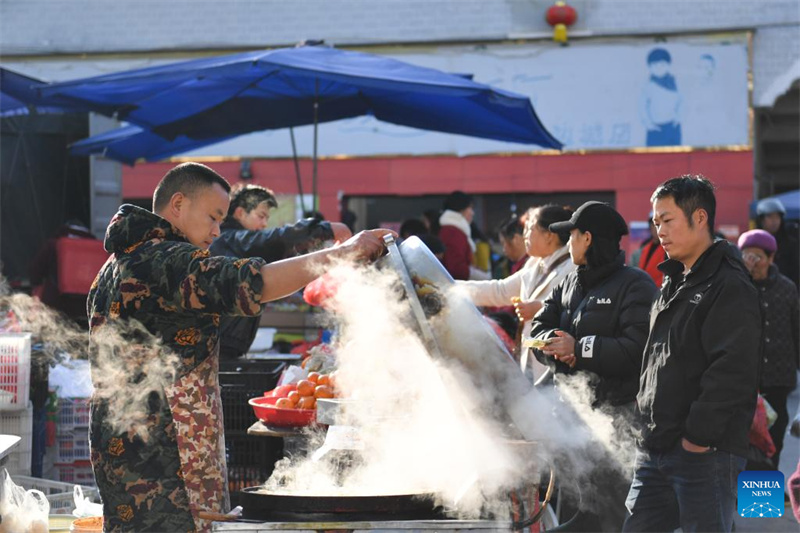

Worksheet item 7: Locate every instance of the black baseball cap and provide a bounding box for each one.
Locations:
[548,201,629,239]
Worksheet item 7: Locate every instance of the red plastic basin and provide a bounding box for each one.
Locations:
[249,396,316,428]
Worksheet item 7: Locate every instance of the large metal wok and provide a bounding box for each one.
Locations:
[238,488,443,520]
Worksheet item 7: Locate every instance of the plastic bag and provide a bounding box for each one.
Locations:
[762,396,778,428]
[0,468,49,533]
[277,365,308,387]
[73,484,103,518]
[303,274,339,308]
[748,395,776,458]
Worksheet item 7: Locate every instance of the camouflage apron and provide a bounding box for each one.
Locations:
[88,205,265,532]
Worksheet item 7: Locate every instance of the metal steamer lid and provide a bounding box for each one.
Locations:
[381,234,444,358]
[380,236,539,442]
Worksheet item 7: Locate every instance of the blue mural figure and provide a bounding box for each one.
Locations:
[639,48,682,146]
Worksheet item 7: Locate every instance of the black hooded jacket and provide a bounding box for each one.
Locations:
[636,240,762,457]
[209,217,334,357]
[531,252,658,406]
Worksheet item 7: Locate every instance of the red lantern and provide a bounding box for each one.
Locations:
[545,1,578,44]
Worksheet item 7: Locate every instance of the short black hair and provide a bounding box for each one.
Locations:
[443,191,473,212]
[303,210,325,222]
[651,175,716,237]
[529,204,574,246]
[152,162,231,213]
[399,218,428,239]
[497,214,524,240]
[228,184,278,217]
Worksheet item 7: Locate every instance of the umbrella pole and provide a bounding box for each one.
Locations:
[312,80,319,212]
[289,127,307,214]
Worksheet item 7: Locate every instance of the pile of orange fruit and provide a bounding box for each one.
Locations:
[268,371,337,410]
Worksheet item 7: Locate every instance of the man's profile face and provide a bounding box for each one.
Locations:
[172,183,230,249]
[652,196,705,262]
[235,201,271,231]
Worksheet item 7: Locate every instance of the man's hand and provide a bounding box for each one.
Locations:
[513,298,542,322]
[259,228,397,303]
[329,222,353,243]
[681,437,711,454]
[336,229,396,262]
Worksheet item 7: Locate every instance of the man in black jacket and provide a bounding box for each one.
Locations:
[624,176,761,533]
[209,184,351,359]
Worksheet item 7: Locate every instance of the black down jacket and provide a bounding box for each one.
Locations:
[209,217,333,358]
[531,252,658,406]
[637,240,762,457]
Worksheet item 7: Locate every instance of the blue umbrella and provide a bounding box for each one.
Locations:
[42,45,561,203]
[750,189,800,221]
[69,124,234,165]
[0,68,86,116]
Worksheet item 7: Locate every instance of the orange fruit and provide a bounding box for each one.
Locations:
[317,374,330,386]
[275,398,293,409]
[314,385,334,399]
[270,384,295,398]
[287,391,300,406]
[307,372,321,384]
[296,380,315,397]
[297,396,316,410]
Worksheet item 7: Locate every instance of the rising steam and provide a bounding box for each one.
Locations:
[0,276,181,440]
[263,260,637,520]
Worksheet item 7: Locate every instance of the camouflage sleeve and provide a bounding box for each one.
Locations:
[153,243,266,316]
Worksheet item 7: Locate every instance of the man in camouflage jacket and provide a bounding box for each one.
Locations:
[87,163,388,532]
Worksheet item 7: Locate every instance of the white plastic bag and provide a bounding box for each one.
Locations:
[277,364,307,386]
[762,396,778,428]
[0,468,49,533]
[73,484,103,518]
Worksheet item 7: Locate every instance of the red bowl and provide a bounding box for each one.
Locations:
[249,396,316,427]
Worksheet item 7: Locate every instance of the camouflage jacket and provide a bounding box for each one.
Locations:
[87,205,266,532]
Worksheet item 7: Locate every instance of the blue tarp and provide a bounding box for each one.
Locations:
[41,45,561,164]
[751,189,800,221]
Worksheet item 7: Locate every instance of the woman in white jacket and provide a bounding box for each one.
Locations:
[459,204,576,380]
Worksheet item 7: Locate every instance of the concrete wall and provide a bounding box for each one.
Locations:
[2,1,798,54]
[2,1,797,105]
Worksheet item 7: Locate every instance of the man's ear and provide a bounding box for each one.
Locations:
[693,208,708,230]
[583,230,593,247]
[232,206,247,221]
[168,192,186,218]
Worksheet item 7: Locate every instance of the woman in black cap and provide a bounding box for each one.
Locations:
[530,201,658,531]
